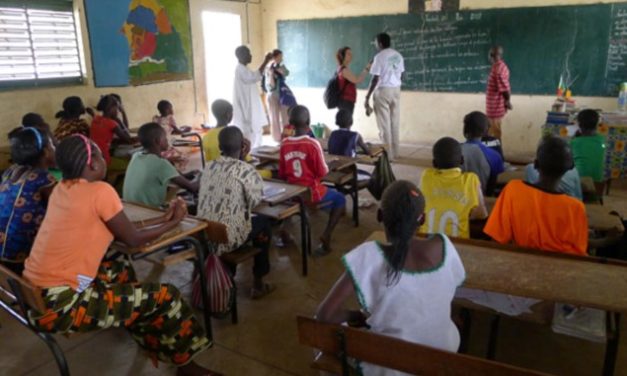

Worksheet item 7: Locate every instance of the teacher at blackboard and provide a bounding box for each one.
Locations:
[485,46,512,141]
[365,33,405,160]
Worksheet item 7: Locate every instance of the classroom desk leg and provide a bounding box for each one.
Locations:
[352,166,359,227]
[486,314,501,360]
[458,308,472,354]
[603,312,621,376]
[298,197,310,276]
[186,235,213,342]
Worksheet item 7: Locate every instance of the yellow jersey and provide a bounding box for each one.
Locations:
[419,168,481,239]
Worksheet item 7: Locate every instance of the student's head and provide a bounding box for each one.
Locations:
[375,33,391,50]
[272,49,283,64]
[218,126,244,159]
[335,109,353,129]
[378,180,426,285]
[235,45,252,65]
[336,47,352,66]
[157,100,173,117]
[577,109,600,133]
[432,137,462,169]
[96,95,119,118]
[22,113,48,130]
[55,134,106,181]
[489,46,503,64]
[8,127,55,168]
[463,111,489,140]
[55,96,85,119]
[534,136,574,181]
[109,93,122,105]
[288,105,310,133]
[211,99,233,126]
[138,122,168,152]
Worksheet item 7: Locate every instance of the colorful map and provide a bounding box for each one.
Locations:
[85,0,192,87]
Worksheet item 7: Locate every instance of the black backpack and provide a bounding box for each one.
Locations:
[323,68,346,109]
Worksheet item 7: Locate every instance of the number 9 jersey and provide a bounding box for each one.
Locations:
[279,135,329,202]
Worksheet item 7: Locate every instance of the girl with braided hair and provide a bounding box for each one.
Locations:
[23,135,220,376]
[316,180,465,376]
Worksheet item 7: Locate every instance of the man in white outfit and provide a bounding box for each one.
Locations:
[233,46,273,148]
[365,33,404,160]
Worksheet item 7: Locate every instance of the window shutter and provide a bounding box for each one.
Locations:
[0,1,82,87]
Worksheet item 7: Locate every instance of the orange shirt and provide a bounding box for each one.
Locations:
[24,180,123,290]
[484,180,588,255]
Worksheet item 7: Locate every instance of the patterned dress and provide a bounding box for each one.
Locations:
[54,118,90,141]
[0,165,55,264]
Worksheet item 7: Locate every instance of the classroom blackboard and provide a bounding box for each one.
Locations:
[277,3,627,96]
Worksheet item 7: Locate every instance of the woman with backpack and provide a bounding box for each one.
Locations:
[336,46,371,115]
[265,49,291,142]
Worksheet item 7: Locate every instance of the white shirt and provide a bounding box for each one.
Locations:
[233,63,267,147]
[343,236,465,376]
[369,48,404,88]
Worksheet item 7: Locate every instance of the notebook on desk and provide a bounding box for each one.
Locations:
[263,185,286,199]
[255,146,280,154]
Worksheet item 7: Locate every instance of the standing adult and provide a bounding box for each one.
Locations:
[336,47,371,115]
[265,49,290,142]
[365,33,404,160]
[233,46,273,148]
[485,46,512,141]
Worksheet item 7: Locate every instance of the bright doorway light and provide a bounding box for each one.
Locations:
[202,11,242,115]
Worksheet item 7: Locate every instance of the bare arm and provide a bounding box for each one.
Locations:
[342,66,369,85]
[113,126,133,143]
[356,134,372,156]
[105,199,186,248]
[365,75,380,105]
[470,182,488,220]
[315,272,357,324]
[171,174,199,193]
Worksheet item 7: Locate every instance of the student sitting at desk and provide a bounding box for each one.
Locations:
[53,96,92,142]
[280,105,346,256]
[152,100,190,170]
[484,136,588,255]
[197,126,275,299]
[23,135,217,376]
[328,109,371,157]
[420,137,487,239]
[0,128,56,275]
[91,94,134,166]
[524,162,583,201]
[571,109,606,190]
[123,123,198,208]
[21,113,54,145]
[461,111,504,194]
[316,181,465,375]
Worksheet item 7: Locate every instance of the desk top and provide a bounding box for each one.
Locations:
[251,148,358,172]
[114,202,208,254]
[261,180,308,205]
[367,231,627,312]
[483,196,624,233]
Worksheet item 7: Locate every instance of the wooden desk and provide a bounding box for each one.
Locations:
[483,197,625,234]
[251,147,359,171]
[496,169,525,186]
[254,180,311,275]
[112,202,213,340]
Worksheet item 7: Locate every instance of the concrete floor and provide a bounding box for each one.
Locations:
[1,154,627,376]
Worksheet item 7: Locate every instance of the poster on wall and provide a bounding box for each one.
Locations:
[84,0,193,87]
[408,0,460,13]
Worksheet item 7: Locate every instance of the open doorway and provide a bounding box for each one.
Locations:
[202,11,242,116]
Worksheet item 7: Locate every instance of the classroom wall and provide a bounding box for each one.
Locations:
[0,0,264,146]
[261,0,624,158]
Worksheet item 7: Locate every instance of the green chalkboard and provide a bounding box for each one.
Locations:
[278,3,627,96]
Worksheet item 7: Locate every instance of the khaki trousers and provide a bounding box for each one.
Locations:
[373,87,401,159]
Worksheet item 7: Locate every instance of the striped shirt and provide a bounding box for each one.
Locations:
[485,60,511,119]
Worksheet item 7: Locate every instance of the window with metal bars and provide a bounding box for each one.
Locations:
[0,0,83,88]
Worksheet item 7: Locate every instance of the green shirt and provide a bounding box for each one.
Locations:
[123,152,179,207]
[570,134,606,182]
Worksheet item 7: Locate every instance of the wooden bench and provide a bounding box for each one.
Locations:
[0,264,70,376]
[297,316,549,376]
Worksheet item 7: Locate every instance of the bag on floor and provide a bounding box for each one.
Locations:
[367,150,396,200]
[323,69,346,109]
[192,253,235,318]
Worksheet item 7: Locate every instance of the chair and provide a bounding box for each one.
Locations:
[0,264,70,376]
[172,132,205,169]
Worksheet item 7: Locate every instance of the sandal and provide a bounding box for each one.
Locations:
[251,283,276,299]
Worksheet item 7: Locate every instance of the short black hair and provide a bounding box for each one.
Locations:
[22,113,45,128]
[463,111,489,138]
[96,95,116,112]
[9,127,48,166]
[218,126,243,156]
[577,109,600,132]
[376,33,391,48]
[335,109,353,128]
[272,49,282,57]
[235,45,249,60]
[157,100,172,116]
[289,105,310,130]
[536,136,573,180]
[56,96,84,119]
[138,122,165,149]
[211,99,233,123]
[433,137,462,169]
[55,135,94,180]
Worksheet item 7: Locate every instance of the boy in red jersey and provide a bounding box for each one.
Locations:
[279,105,346,256]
